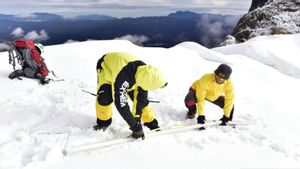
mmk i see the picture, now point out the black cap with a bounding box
[214,64,232,80]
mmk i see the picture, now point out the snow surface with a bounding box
[1,34,300,169]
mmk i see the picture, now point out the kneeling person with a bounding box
[184,64,234,126]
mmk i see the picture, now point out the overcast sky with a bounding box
[0,0,252,18]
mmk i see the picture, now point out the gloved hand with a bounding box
[197,115,206,124]
[220,115,230,126]
[131,122,145,140]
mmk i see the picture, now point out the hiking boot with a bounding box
[186,111,196,119]
[144,119,160,130]
[93,118,112,131]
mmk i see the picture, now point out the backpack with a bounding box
[11,38,49,78]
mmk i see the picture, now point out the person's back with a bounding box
[99,52,138,83]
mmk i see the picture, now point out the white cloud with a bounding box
[24,30,50,42]
[114,35,149,46]
[11,27,25,38]
[11,27,50,42]
[64,39,80,44]
[0,0,251,17]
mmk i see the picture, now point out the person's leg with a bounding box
[131,88,159,130]
[211,96,234,121]
[94,84,113,130]
[141,105,159,130]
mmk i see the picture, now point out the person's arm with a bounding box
[224,80,234,118]
[114,72,137,129]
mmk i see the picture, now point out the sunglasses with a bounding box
[215,73,225,83]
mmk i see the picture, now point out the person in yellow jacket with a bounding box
[94,52,167,139]
[184,64,234,126]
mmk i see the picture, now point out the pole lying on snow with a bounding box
[64,120,251,155]
[81,90,160,103]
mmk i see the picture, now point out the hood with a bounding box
[135,65,167,90]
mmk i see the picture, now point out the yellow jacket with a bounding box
[97,52,166,93]
[98,52,138,84]
[191,73,234,117]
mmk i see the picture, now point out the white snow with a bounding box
[1,34,300,169]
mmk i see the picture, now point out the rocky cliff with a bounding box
[221,0,300,46]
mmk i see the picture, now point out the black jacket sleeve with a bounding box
[114,60,146,130]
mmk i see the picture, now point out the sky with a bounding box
[0,0,252,18]
[0,34,300,169]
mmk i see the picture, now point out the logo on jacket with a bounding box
[120,81,129,107]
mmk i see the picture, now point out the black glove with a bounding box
[197,115,206,130]
[220,115,230,126]
[131,122,145,140]
[197,115,206,124]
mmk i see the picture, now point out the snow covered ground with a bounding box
[1,34,300,169]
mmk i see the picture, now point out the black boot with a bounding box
[144,119,160,130]
[93,118,112,131]
[186,111,196,119]
[186,105,196,119]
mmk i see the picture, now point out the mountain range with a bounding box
[0,11,240,48]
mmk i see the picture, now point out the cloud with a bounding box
[114,35,149,46]
[64,39,80,44]
[11,27,25,38]
[196,14,235,47]
[24,30,50,42]
[0,0,251,17]
[10,27,50,42]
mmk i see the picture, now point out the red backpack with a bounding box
[14,38,49,78]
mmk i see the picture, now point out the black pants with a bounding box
[184,89,234,120]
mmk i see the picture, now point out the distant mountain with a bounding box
[168,11,201,19]
[28,12,65,21]
[0,11,240,48]
[0,13,64,22]
[0,14,15,21]
[73,14,116,21]
[221,0,300,45]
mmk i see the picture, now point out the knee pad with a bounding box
[184,90,196,107]
[97,84,113,105]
